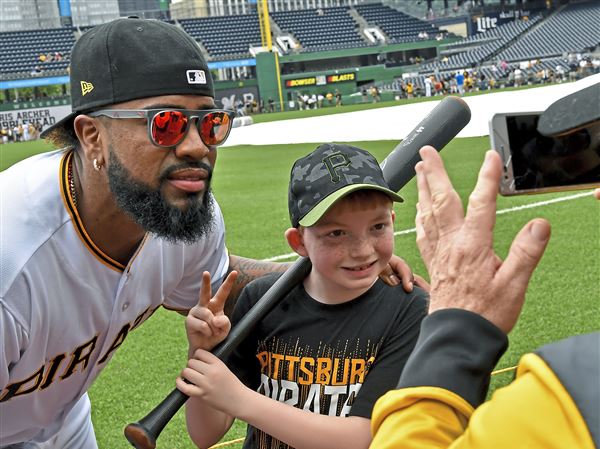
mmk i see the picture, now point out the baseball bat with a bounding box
[124,96,472,449]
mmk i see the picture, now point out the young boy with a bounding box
[177,143,428,449]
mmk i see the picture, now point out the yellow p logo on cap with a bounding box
[81,81,94,96]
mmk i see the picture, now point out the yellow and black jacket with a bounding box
[370,309,599,449]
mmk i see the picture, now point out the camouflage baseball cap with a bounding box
[288,143,403,227]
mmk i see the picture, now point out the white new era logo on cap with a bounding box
[187,70,206,85]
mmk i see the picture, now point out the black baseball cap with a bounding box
[288,143,403,227]
[41,17,213,140]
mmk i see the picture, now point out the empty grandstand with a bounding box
[180,14,263,59]
[1,27,74,78]
[496,2,600,61]
[1,0,599,113]
[270,7,368,52]
[355,3,442,43]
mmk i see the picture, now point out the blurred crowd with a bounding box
[0,122,42,144]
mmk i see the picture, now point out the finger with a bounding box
[419,146,464,237]
[212,315,231,334]
[379,264,400,287]
[415,201,435,272]
[193,348,221,364]
[413,274,431,292]
[180,367,206,389]
[390,256,414,292]
[186,315,213,337]
[176,376,197,395]
[198,271,212,307]
[495,219,551,332]
[208,271,238,314]
[594,188,600,200]
[415,162,433,228]
[464,151,501,244]
[499,219,551,289]
[415,164,438,269]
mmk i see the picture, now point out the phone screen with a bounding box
[505,114,600,191]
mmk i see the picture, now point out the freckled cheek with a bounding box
[311,245,347,271]
[375,234,395,260]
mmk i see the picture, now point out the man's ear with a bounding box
[73,115,104,164]
[285,227,308,257]
[391,209,396,223]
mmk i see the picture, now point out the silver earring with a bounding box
[93,159,103,171]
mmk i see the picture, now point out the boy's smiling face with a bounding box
[292,191,396,303]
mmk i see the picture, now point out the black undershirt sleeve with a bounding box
[397,308,509,408]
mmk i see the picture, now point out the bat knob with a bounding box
[124,422,156,449]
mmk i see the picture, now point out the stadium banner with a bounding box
[208,59,256,69]
[470,8,545,34]
[0,105,71,132]
[214,85,260,110]
[285,72,355,89]
[0,76,70,90]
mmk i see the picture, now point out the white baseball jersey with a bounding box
[0,150,229,445]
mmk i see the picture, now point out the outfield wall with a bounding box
[0,105,70,132]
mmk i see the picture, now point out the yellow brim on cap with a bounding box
[298,184,404,227]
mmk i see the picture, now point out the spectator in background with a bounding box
[434,79,443,96]
[478,73,488,90]
[28,123,38,141]
[406,82,414,98]
[268,97,275,113]
[371,86,381,103]
[22,122,30,141]
[326,91,334,106]
[335,89,342,106]
[302,93,310,110]
[235,99,246,116]
[424,77,432,97]
[361,87,368,103]
[455,71,465,94]
[555,65,566,82]
[513,68,523,86]
[317,93,324,108]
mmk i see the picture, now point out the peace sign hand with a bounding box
[185,271,238,356]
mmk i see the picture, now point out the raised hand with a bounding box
[185,271,238,356]
[414,146,551,334]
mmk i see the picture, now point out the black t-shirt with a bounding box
[226,273,428,449]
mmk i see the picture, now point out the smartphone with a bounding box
[489,112,600,196]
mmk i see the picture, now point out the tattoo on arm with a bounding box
[224,255,290,316]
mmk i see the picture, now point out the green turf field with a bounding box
[2,132,598,448]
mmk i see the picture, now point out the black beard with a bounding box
[107,148,215,244]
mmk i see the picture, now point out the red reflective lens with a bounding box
[151,110,232,147]
[151,110,189,147]
[200,112,231,146]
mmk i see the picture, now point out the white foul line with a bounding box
[262,191,595,262]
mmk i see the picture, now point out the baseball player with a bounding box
[0,18,416,448]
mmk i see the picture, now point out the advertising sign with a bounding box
[285,72,356,89]
[215,85,260,110]
[470,8,544,34]
[0,105,71,132]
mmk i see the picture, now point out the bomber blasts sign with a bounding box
[285,72,355,88]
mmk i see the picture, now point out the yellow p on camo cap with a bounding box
[288,143,403,228]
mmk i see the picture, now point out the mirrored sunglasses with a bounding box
[89,109,235,148]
